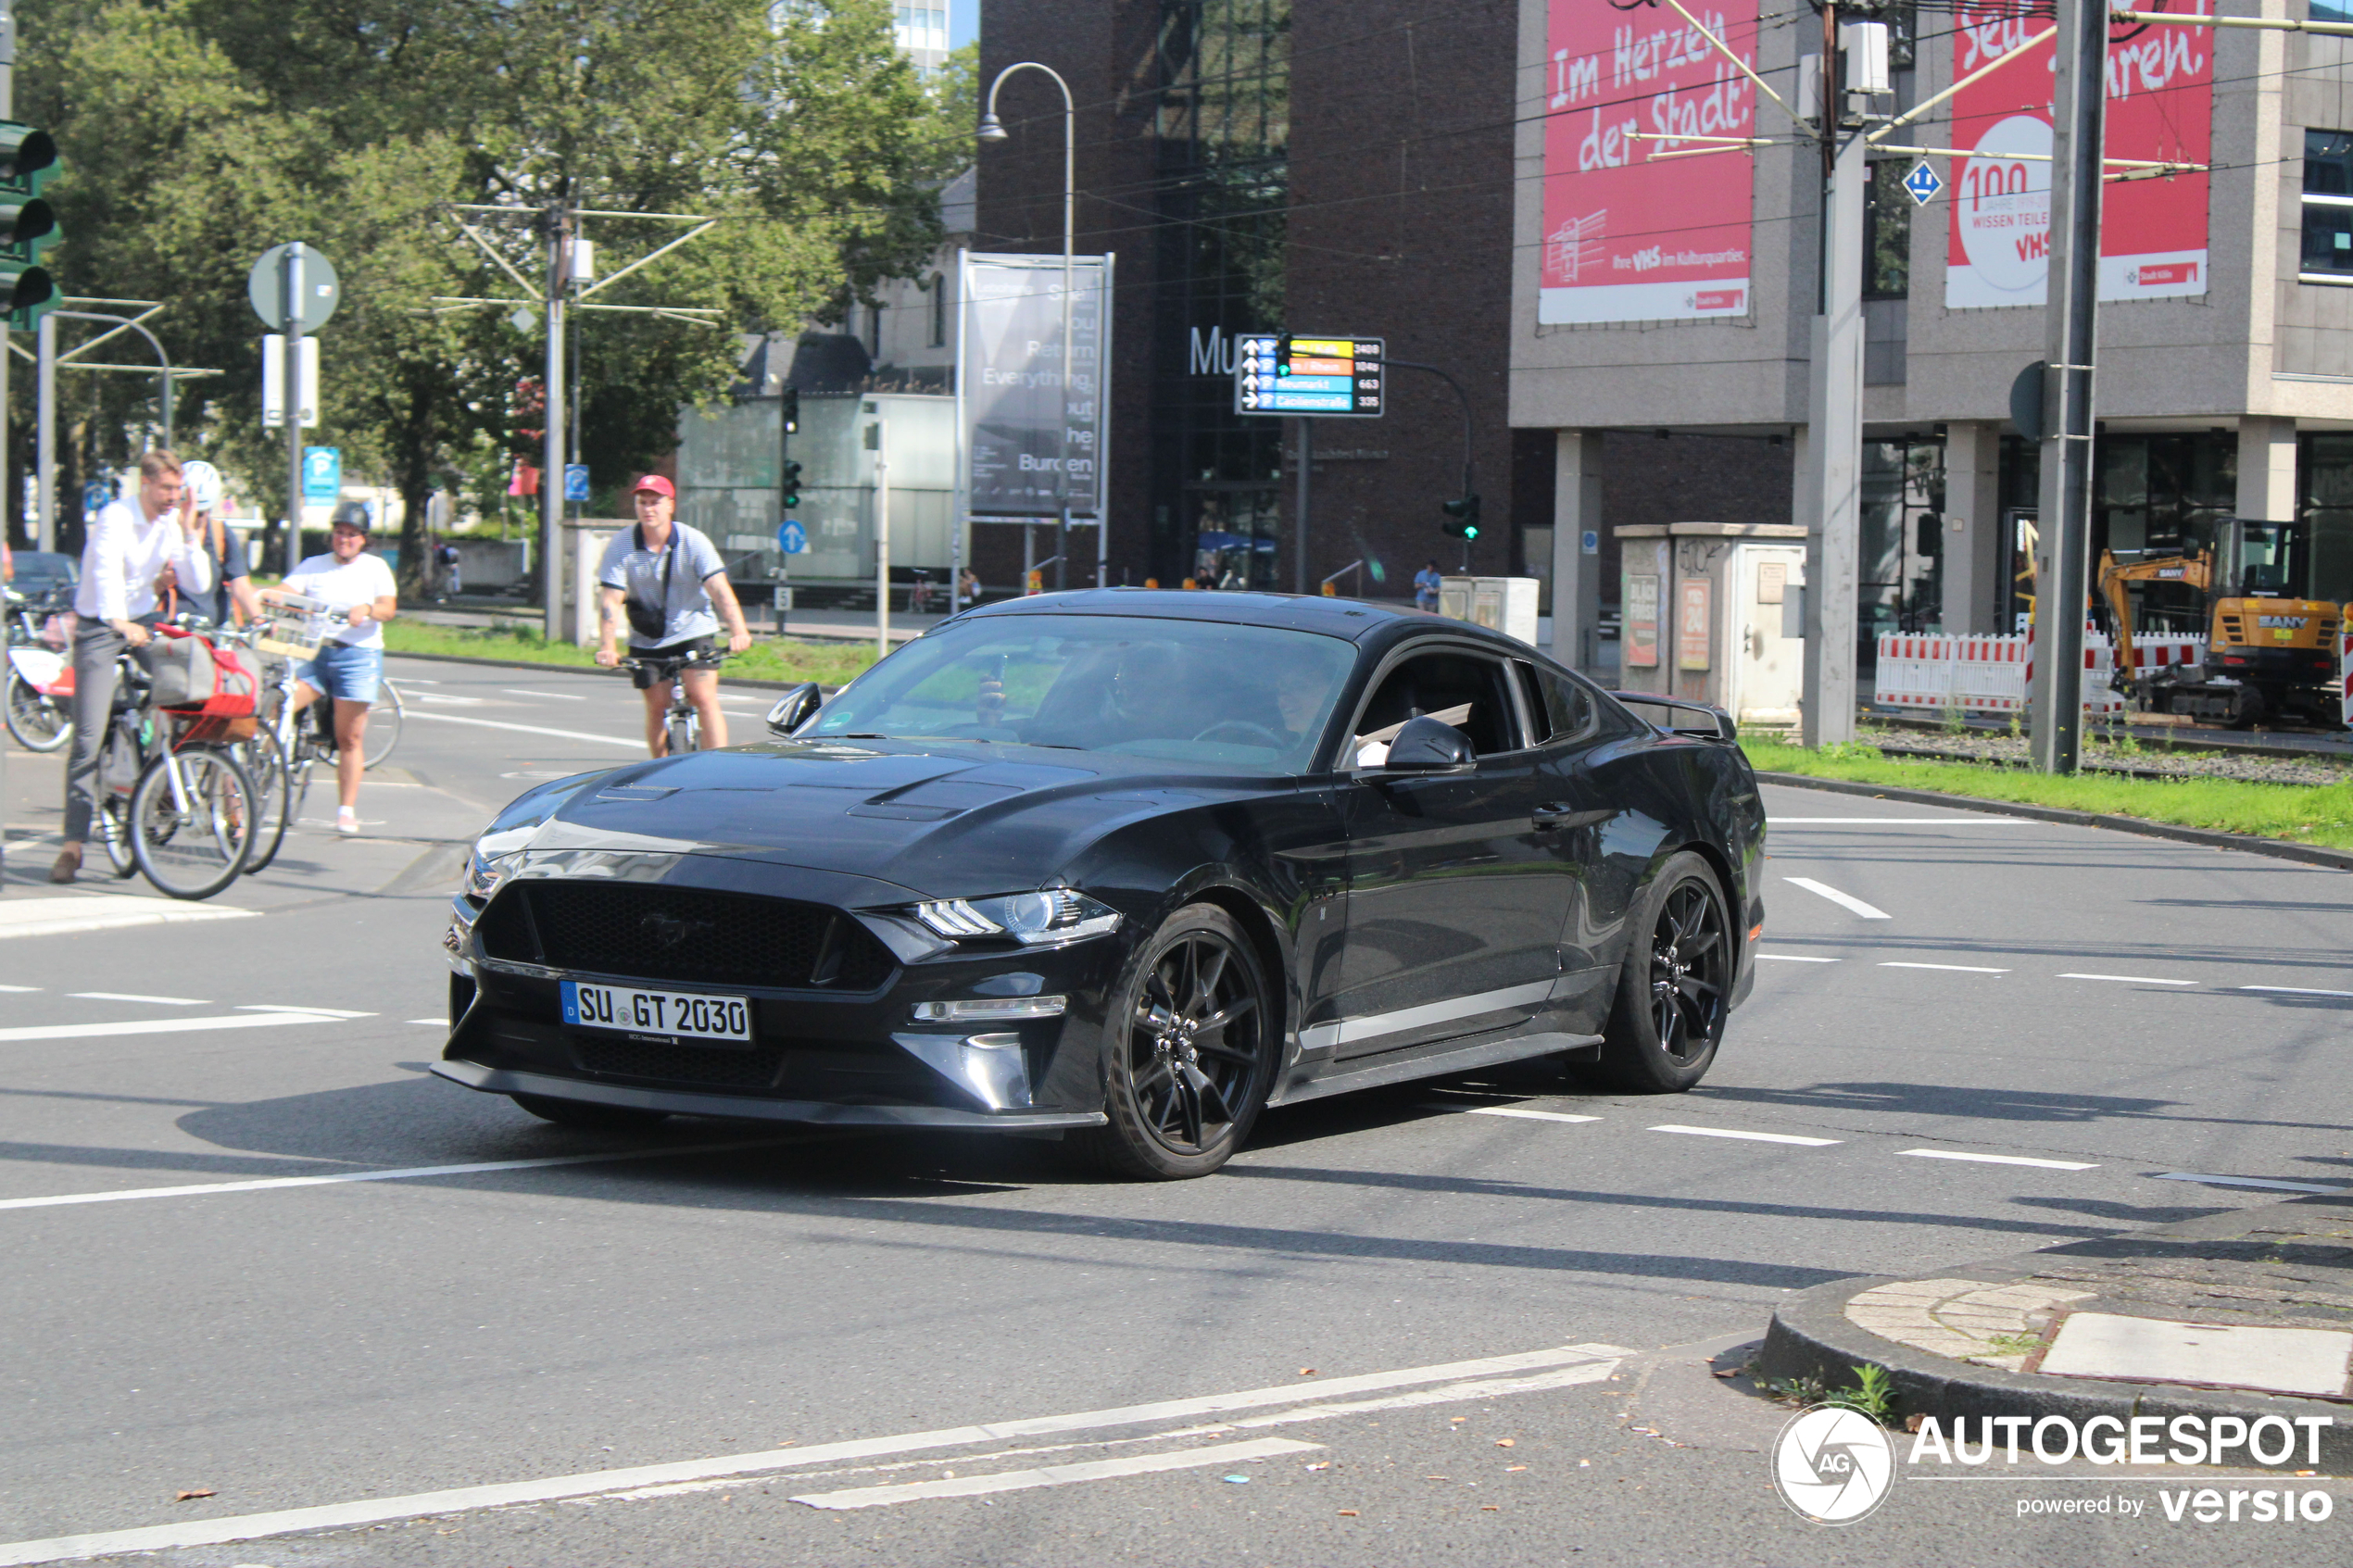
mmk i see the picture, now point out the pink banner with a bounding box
[1540,1,1759,324]
[1945,3,2212,307]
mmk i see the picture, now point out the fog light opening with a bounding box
[910,995,1069,1023]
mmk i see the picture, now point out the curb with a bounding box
[1755,770,2353,873]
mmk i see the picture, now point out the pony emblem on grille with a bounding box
[639,911,710,949]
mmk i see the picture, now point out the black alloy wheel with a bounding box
[1594,850,1730,1093]
[1083,904,1274,1179]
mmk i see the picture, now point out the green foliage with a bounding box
[1744,736,2353,850]
[1828,1363,1898,1426]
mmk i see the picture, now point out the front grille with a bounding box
[574,1035,787,1089]
[480,882,895,991]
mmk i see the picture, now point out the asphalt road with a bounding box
[2,653,2349,1567]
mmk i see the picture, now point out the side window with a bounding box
[1519,663,1595,746]
[1352,649,1522,759]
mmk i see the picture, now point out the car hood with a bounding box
[513,738,1263,897]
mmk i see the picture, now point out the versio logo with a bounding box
[1772,1404,1895,1524]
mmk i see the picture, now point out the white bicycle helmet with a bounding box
[181,458,223,514]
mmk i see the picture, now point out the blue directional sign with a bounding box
[1903,160,1943,207]
[1235,333,1385,419]
[562,463,590,502]
[776,518,808,555]
[301,446,341,502]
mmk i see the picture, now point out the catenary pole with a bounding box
[1800,6,1864,747]
[541,201,569,643]
[2028,0,2105,773]
[283,244,306,572]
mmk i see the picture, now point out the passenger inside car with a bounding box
[1352,651,1517,765]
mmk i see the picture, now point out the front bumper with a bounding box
[440,862,1129,1125]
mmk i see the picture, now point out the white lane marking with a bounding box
[1781,877,1892,921]
[68,991,208,1006]
[0,1138,786,1213]
[1464,1105,1603,1124]
[792,1436,1321,1511]
[1215,1361,1618,1432]
[402,710,642,749]
[406,1018,447,1025]
[503,688,586,701]
[236,1005,378,1019]
[1768,817,2027,825]
[1649,1123,1842,1148]
[0,985,40,993]
[0,896,258,940]
[399,691,487,706]
[2057,972,2197,986]
[2238,985,2353,999]
[2152,1173,2350,1195]
[1879,962,2009,974]
[1901,1148,2099,1171]
[0,1343,1626,1564]
[1755,953,1839,963]
[0,1011,355,1044]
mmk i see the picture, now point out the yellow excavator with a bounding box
[2097,518,2342,728]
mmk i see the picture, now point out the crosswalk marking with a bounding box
[2058,972,2196,986]
[1901,1148,2098,1171]
[1649,1123,1842,1148]
[1781,877,1892,920]
[1465,1106,1602,1124]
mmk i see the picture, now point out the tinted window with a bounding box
[1351,649,1520,759]
[804,615,1355,771]
[1518,662,1594,744]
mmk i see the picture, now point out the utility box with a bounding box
[1613,522,1808,727]
[1438,575,1540,646]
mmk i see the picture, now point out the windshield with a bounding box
[804,614,1357,771]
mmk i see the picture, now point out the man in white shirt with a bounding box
[258,501,397,834]
[52,450,210,883]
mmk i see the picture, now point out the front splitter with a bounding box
[431,1060,1107,1130]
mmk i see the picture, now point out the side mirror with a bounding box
[765,682,820,736]
[1384,715,1475,771]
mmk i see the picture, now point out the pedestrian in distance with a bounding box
[51,449,210,884]
[257,500,396,836]
[1414,559,1442,613]
[594,474,754,756]
[436,536,462,600]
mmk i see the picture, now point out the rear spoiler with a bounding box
[1610,693,1738,743]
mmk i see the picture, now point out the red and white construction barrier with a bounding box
[1875,630,2124,716]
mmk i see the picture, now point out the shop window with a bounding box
[2299,130,2353,282]
[2298,433,2353,605]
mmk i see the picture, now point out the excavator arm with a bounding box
[2095,549,2212,684]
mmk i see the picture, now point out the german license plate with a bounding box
[560,981,751,1043]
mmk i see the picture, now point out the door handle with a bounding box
[1533,803,1607,832]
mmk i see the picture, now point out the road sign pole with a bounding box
[541,203,568,644]
[1293,418,1312,596]
[32,301,47,551]
[283,243,305,573]
[1799,52,1867,748]
[2029,0,2106,775]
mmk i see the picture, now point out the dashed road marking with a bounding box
[1464,1106,1603,1124]
[0,1011,358,1044]
[1756,953,1839,963]
[1781,877,1891,920]
[1879,962,2008,974]
[68,992,208,1006]
[236,1005,377,1019]
[406,1018,447,1025]
[402,710,642,749]
[2238,985,2353,999]
[2152,1173,2349,1195]
[1900,1148,2098,1171]
[2058,973,2197,986]
[0,985,40,993]
[503,689,586,701]
[1648,1123,1842,1148]
[791,1436,1321,1510]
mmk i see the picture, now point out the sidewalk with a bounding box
[1756,1191,2353,1469]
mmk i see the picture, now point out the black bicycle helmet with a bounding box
[329,500,372,532]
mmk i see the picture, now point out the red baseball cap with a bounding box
[631,474,676,498]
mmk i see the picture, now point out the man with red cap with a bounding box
[595,473,753,753]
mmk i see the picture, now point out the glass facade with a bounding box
[1148,0,1291,588]
[1994,431,2238,633]
[1859,440,1944,659]
[2297,433,2353,606]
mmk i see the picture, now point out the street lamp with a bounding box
[980,61,1077,590]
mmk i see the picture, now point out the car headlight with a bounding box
[464,847,524,902]
[912,889,1122,947]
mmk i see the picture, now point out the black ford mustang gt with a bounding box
[435,589,1765,1178]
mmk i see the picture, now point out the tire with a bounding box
[240,727,293,873]
[510,1092,672,1131]
[666,711,695,758]
[1078,903,1276,1180]
[362,680,403,770]
[4,670,70,752]
[129,747,257,901]
[96,797,138,878]
[1593,851,1732,1093]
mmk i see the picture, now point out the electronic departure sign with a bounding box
[1234,333,1384,418]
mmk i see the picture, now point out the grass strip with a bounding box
[1743,736,2353,852]
[381,618,879,687]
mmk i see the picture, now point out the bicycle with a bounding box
[234,597,405,872]
[622,649,731,758]
[81,626,260,900]
[5,584,74,752]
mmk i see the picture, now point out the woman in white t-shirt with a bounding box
[258,501,396,834]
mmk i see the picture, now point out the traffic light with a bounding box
[1441,494,1482,541]
[781,458,802,509]
[780,385,799,435]
[0,121,58,331]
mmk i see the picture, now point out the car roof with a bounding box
[958,587,1533,655]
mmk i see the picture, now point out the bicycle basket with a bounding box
[162,644,258,720]
[256,593,332,660]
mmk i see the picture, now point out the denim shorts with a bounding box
[296,642,384,704]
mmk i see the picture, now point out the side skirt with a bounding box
[1267,1029,1602,1109]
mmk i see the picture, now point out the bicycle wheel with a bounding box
[131,747,257,900]
[666,709,696,758]
[362,678,403,771]
[239,727,293,874]
[96,795,138,878]
[4,670,71,752]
